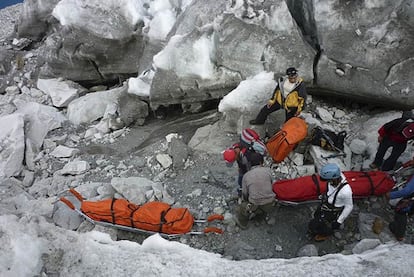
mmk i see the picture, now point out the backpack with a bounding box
[266,117,308,163]
[310,127,347,151]
[401,122,414,139]
[240,128,267,156]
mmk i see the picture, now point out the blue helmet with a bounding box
[320,164,341,180]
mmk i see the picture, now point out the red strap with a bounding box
[207,214,224,222]
[204,227,223,234]
[69,188,84,202]
[60,197,75,210]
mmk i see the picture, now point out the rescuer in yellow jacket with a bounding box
[250,67,307,125]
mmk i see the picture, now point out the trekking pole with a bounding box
[393,180,408,190]
[390,159,414,177]
[390,159,414,189]
[321,152,347,159]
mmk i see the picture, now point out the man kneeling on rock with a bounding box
[234,152,275,229]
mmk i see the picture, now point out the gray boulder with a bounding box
[39,31,144,84]
[118,90,148,127]
[34,0,147,84]
[52,195,83,230]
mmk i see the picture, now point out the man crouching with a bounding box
[308,163,353,241]
[234,152,275,229]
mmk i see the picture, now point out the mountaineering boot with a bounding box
[389,222,404,241]
[234,206,249,230]
[234,215,248,230]
[314,234,330,242]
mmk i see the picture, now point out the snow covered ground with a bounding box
[2,213,414,277]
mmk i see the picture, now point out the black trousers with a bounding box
[308,218,334,236]
[308,208,337,236]
[253,103,297,124]
[372,136,407,171]
[389,212,408,238]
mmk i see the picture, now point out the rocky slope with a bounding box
[1,2,414,264]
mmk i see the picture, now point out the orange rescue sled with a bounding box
[60,189,224,238]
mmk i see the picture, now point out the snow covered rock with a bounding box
[0,114,25,178]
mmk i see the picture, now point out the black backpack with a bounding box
[310,127,347,152]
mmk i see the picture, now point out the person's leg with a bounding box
[309,219,332,238]
[250,103,281,124]
[389,212,407,240]
[235,202,251,229]
[382,142,407,171]
[320,220,334,236]
[309,208,335,240]
[372,137,392,168]
[237,174,243,197]
[258,202,276,224]
[284,108,297,122]
[258,202,274,214]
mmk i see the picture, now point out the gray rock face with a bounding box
[39,31,145,84]
[168,0,227,37]
[16,0,414,108]
[0,50,20,94]
[313,0,414,107]
[150,66,241,110]
[215,13,314,80]
[17,0,60,40]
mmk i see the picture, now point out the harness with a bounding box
[317,180,348,221]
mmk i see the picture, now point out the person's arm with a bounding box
[241,175,249,201]
[390,176,414,199]
[268,79,282,106]
[242,155,251,172]
[336,188,353,224]
[378,125,386,138]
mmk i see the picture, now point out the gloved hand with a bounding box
[331,221,341,230]
[267,100,275,108]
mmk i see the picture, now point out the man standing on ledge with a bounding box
[250,67,307,125]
